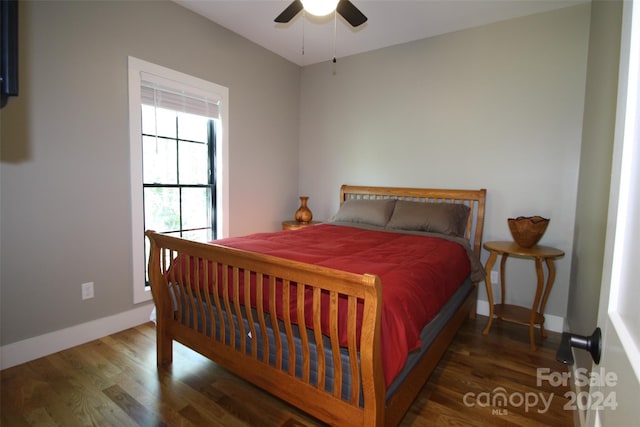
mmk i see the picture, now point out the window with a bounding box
[128,57,229,303]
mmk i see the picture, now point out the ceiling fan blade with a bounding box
[275,0,304,23]
[336,0,367,27]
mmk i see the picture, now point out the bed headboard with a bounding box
[340,185,487,257]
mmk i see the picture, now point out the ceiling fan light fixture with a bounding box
[301,0,339,17]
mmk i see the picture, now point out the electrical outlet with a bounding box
[490,271,499,284]
[81,282,94,300]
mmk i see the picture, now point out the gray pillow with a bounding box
[331,199,396,227]
[386,200,470,237]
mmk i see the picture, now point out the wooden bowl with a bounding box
[508,216,549,248]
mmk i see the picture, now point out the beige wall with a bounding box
[0,1,300,345]
[299,4,592,319]
[568,0,622,374]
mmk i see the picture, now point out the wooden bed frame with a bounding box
[146,185,486,426]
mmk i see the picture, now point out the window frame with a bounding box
[128,56,229,304]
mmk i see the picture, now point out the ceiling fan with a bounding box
[275,0,367,27]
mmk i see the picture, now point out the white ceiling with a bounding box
[174,0,586,66]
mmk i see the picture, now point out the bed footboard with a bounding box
[146,230,386,426]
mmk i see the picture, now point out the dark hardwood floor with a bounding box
[1,315,574,426]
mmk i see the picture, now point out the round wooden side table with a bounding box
[482,241,564,351]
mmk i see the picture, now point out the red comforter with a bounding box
[204,224,471,386]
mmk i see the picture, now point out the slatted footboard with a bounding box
[146,230,386,426]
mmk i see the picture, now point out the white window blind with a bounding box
[129,56,230,304]
[140,72,220,119]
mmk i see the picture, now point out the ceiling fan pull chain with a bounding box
[302,10,305,55]
[332,10,337,63]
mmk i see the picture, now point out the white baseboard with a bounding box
[0,304,154,370]
[476,299,564,333]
